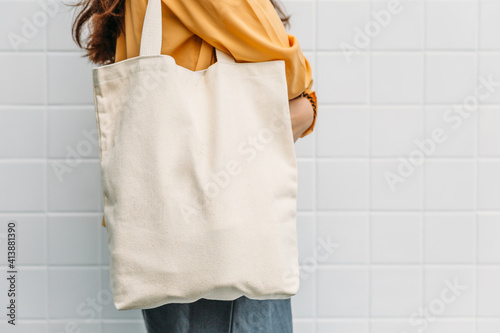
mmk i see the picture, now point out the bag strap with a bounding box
[139,0,162,57]
[139,0,236,64]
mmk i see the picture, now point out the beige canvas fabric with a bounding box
[93,0,299,310]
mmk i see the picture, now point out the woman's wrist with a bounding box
[289,95,315,142]
[296,91,317,138]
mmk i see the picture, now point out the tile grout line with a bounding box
[43,0,49,329]
[5,209,500,214]
[312,0,318,330]
[474,0,480,331]
[6,103,500,109]
[422,0,427,327]
[367,0,372,330]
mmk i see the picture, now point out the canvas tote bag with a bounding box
[93,0,299,310]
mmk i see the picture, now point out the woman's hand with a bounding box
[289,95,315,142]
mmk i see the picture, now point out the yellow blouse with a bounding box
[102,0,318,228]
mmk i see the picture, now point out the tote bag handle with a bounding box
[139,0,236,64]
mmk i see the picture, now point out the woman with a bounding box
[72,0,317,331]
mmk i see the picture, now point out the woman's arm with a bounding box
[290,95,315,142]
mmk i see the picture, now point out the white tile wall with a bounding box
[0,54,45,104]
[317,267,369,317]
[426,1,477,50]
[370,267,422,317]
[0,1,46,51]
[425,53,476,104]
[478,213,500,263]
[316,213,369,264]
[371,55,423,104]
[0,108,45,157]
[0,0,499,332]
[371,0,423,50]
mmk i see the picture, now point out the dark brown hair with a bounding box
[71,0,291,65]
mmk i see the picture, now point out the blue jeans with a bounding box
[141,296,293,332]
